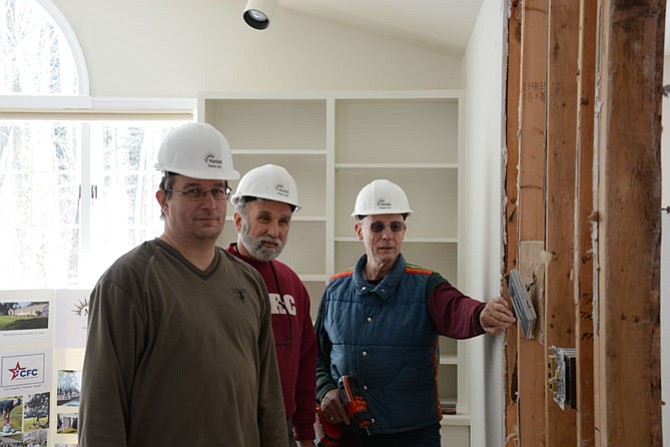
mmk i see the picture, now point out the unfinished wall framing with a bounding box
[503,0,664,445]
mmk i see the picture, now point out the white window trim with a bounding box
[92,97,197,112]
[0,96,197,112]
[36,0,90,96]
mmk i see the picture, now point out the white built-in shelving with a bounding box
[199,90,470,446]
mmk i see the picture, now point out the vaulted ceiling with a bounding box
[278,0,485,55]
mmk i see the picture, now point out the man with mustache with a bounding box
[227,164,317,447]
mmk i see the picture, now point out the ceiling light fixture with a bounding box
[243,0,277,30]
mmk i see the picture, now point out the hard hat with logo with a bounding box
[230,164,301,211]
[352,179,412,217]
[155,122,239,180]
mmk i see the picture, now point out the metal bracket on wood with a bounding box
[548,346,576,410]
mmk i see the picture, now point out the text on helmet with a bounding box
[275,184,290,198]
[204,152,223,169]
[376,199,392,209]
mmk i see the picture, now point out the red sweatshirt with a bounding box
[227,243,317,441]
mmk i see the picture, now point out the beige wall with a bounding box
[661,54,670,446]
[52,0,462,97]
[461,1,506,446]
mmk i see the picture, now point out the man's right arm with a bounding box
[79,281,141,447]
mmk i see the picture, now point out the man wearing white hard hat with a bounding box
[80,123,288,447]
[226,164,317,447]
[315,179,515,446]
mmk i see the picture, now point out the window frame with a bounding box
[36,0,90,95]
[0,101,196,288]
[1,0,197,288]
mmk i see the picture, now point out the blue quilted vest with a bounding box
[321,254,442,434]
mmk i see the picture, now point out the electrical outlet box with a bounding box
[548,346,577,410]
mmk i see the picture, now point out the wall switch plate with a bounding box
[508,269,537,339]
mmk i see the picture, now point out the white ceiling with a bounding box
[278,0,485,55]
[279,1,670,56]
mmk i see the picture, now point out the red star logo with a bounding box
[8,362,25,380]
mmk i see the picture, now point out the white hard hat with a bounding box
[352,179,412,217]
[231,164,301,211]
[155,122,240,180]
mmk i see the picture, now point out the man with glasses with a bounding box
[80,123,288,447]
[315,179,515,447]
[226,164,317,447]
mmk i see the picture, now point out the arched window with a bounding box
[1,0,87,94]
[0,0,192,289]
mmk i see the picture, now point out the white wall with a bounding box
[461,0,506,446]
[51,0,463,97]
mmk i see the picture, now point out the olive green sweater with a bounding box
[79,239,288,447]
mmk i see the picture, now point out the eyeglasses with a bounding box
[166,186,232,201]
[369,221,406,233]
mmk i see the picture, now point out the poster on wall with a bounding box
[56,412,78,436]
[55,290,90,349]
[0,350,52,445]
[56,370,81,408]
[0,349,52,396]
[0,289,53,346]
[0,392,49,445]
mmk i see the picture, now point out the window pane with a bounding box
[0,121,80,288]
[0,119,189,289]
[32,172,79,225]
[0,0,79,94]
[0,226,79,289]
[1,172,31,225]
[86,121,186,281]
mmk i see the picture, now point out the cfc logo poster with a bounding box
[1,351,51,394]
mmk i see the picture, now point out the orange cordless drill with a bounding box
[315,404,343,447]
[337,375,372,435]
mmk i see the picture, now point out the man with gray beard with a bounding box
[226,164,317,447]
